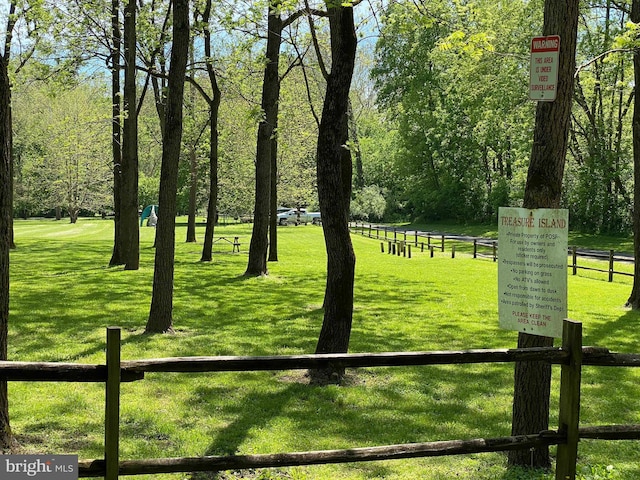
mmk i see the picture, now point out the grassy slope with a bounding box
[7,218,640,479]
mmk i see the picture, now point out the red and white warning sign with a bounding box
[529,35,560,102]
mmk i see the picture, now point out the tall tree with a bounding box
[120,0,140,270]
[146,0,190,333]
[185,40,201,244]
[245,1,284,276]
[508,0,579,468]
[108,0,123,266]
[310,0,357,384]
[627,0,640,308]
[4,1,15,251]
[13,83,113,222]
[198,0,222,263]
[0,49,12,451]
[246,1,314,271]
[569,4,632,234]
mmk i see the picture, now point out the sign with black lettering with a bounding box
[498,207,568,338]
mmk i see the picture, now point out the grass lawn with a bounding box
[7,218,640,479]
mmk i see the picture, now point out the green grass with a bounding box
[7,218,640,479]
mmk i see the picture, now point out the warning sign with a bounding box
[529,35,560,102]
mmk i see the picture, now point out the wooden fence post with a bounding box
[572,247,577,276]
[452,244,456,259]
[608,250,614,282]
[408,245,412,259]
[555,319,582,480]
[441,235,445,252]
[105,327,122,480]
[473,239,477,259]
[492,242,497,262]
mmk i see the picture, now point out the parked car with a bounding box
[277,208,321,225]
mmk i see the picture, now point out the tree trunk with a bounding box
[0,53,13,450]
[152,73,167,139]
[626,0,640,308]
[508,0,579,469]
[69,208,79,224]
[200,0,221,263]
[245,6,282,276]
[4,2,15,251]
[348,99,363,190]
[120,0,140,271]
[109,0,123,267]
[310,4,357,385]
[268,122,279,262]
[186,45,197,244]
[186,143,198,243]
[200,100,220,262]
[146,0,189,333]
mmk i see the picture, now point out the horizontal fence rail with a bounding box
[349,223,635,282]
[120,347,571,374]
[78,432,563,477]
[2,348,637,381]
[2,322,640,479]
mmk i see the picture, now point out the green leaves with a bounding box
[371,0,539,222]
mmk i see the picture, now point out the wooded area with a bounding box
[3,0,639,234]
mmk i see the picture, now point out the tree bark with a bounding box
[508,0,579,469]
[0,53,13,450]
[186,44,197,244]
[200,0,221,263]
[120,0,139,270]
[245,4,283,276]
[348,99,363,190]
[4,2,15,251]
[200,99,220,262]
[108,0,123,267]
[146,0,189,333]
[310,3,357,385]
[268,122,279,262]
[627,0,640,308]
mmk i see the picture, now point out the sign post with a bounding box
[529,35,560,102]
[498,207,568,338]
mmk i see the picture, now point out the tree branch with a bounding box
[574,48,631,77]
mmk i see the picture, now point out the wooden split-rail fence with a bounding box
[350,223,635,283]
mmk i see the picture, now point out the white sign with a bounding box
[498,207,568,338]
[529,35,560,102]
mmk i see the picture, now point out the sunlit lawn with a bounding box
[7,218,640,479]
